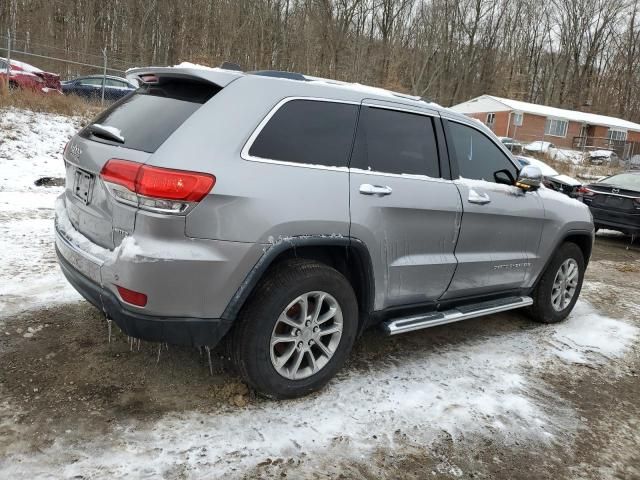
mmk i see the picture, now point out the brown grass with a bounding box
[528,151,625,180]
[0,82,102,119]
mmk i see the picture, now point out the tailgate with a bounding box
[63,72,228,250]
[64,140,150,249]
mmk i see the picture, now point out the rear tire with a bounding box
[528,242,585,323]
[230,258,358,399]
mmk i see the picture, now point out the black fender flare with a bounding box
[221,235,375,323]
[530,228,594,292]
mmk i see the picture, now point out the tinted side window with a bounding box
[106,79,129,88]
[448,121,518,183]
[80,78,103,86]
[249,100,359,167]
[350,107,440,177]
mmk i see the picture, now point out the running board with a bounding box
[382,296,533,335]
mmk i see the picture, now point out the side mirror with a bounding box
[516,165,542,191]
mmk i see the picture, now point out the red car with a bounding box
[0,57,61,93]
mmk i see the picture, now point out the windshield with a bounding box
[598,173,640,191]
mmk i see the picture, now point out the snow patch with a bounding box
[0,108,81,192]
[0,108,83,318]
[549,301,639,364]
[6,299,636,478]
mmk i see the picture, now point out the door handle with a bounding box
[468,188,491,205]
[359,184,393,196]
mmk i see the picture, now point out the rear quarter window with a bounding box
[248,99,359,168]
[81,78,221,153]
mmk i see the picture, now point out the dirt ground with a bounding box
[1,232,639,479]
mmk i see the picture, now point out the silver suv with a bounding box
[55,66,594,398]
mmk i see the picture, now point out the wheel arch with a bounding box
[564,232,593,266]
[221,236,375,332]
[531,229,593,291]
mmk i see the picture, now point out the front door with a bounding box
[349,102,462,311]
[441,118,545,299]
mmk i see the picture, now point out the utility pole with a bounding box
[101,47,107,105]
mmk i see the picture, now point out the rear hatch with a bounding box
[63,70,237,250]
[589,185,637,211]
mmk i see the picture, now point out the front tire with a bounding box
[231,259,358,399]
[529,242,585,323]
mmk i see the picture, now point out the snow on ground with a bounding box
[0,108,82,318]
[549,148,584,164]
[3,300,636,479]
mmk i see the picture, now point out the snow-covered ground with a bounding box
[549,147,584,164]
[6,300,636,479]
[0,108,81,318]
[1,107,639,478]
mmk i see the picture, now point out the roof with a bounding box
[126,62,443,112]
[0,56,42,73]
[451,94,640,132]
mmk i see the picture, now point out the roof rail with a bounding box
[249,70,307,81]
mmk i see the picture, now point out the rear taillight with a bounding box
[116,285,148,307]
[577,186,595,196]
[139,74,159,84]
[577,186,595,202]
[100,159,215,214]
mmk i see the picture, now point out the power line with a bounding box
[0,47,126,73]
[0,34,132,67]
[0,30,135,67]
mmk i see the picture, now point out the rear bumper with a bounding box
[589,206,640,233]
[56,245,232,346]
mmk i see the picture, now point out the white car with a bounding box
[524,141,556,153]
[585,150,620,166]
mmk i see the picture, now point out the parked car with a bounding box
[0,57,61,93]
[585,149,620,166]
[61,75,136,101]
[55,65,594,398]
[629,155,640,170]
[524,141,556,153]
[497,137,523,153]
[515,155,582,197]
[579,171,640,235]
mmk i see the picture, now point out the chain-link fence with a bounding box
[0,29,134,104]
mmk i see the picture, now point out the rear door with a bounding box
[441,118,545,299]
[63,77,222,249]
[349,101,462,311]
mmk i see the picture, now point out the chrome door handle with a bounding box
[359,184,393,196]
[468,188,491,205]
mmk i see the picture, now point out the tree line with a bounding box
[2,0,640,121]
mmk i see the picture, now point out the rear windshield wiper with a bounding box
[88,123,125,144]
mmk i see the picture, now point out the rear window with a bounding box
[81,78,220,153]
[248,99,359,167]
[599,173,640,191]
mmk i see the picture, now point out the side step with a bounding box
[382,296,533,335]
